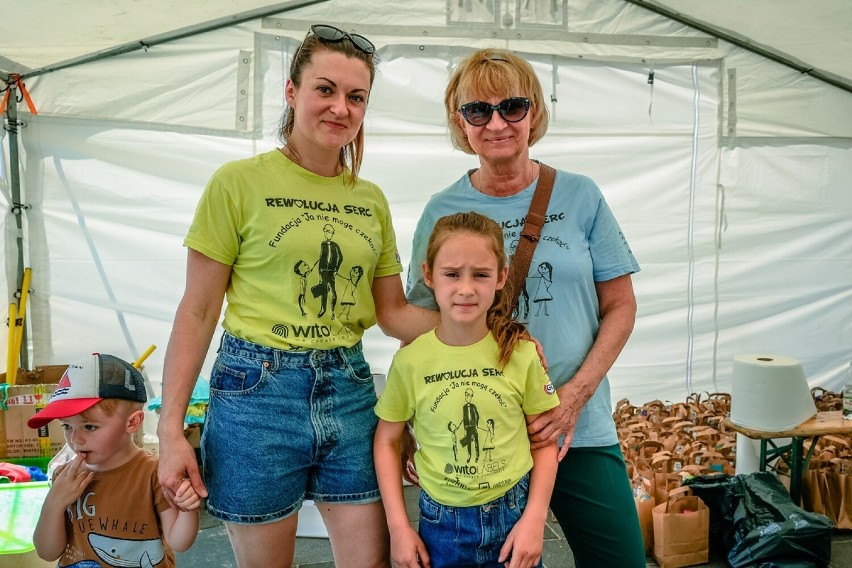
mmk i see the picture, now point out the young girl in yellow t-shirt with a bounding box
[374,211,559,568]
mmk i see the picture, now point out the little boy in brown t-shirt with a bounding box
[29,353,199,566]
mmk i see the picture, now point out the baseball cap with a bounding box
[27,353,147,429]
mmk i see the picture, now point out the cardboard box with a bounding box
[1,366,67,459]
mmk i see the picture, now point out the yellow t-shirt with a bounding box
[375,330,559,506]
[186,150,402,349]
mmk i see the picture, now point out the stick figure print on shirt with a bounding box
[532,261,553,316]
[338,265,363,320]
[313,223,343,319]
[508,239,530,321]
[293,260,313,317]
[459,388,480,463]
[482,418,495,461]
[448,421,460,461]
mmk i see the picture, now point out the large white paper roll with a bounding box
[730,354,816,431]
[734,432,761,474]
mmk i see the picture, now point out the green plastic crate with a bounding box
[0,480,49,555]
[0,457,50,555]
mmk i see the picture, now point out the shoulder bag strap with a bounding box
[505,163,555,312]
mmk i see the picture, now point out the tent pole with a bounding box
[623,0,852,94]
[3,82,30,371]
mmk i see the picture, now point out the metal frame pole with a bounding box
[4,81,29,371]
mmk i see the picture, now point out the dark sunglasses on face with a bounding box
[459,97,531,126]
[308,24,375,55]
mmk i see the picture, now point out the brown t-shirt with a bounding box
[57,449,175,567]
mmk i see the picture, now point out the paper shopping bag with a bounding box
[654,471,682,504]
[822,458,852,529]
[633,476,655,553]
[802,455,851,529]
[652,487,709,568]
[801,464,826,517]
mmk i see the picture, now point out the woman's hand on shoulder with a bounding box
[527,380,585,461]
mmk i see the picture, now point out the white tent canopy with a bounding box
[2,1,851,419]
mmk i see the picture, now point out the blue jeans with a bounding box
[202,332,381,524]
[418,474,540,568]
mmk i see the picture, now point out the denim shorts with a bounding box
[202,332,381,524]
[418,473,541,568]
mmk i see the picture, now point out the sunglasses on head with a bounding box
[459,97,530,127]
[308,24,375,55]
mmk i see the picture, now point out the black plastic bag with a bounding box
[753,561,819,568]
[683,473,737,554]
[685,472,833,567]
[726,472,833,568]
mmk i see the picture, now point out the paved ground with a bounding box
[177,484,852,567]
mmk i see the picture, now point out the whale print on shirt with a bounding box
[88,533,166,567]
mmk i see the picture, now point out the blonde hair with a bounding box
[79,399,143,421]
[445,48,549,155]
[425,212,528,367]
[279,30,378,184]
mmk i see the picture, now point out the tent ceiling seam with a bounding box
[623,0,852,94]
[262,18,718,49]
[720,136,852,146]
[684,63,701,395]
[19,114,263,139]
[16,0,328,80]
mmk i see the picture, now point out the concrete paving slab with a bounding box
[176,485,852,567]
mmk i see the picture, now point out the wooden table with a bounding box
[721,411,851,504]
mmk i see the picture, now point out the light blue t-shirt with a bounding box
[406,168,640,447]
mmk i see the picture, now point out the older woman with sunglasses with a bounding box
[405,48,645,567]
[157,25,437,568]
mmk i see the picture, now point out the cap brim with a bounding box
[27,398,102,429]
